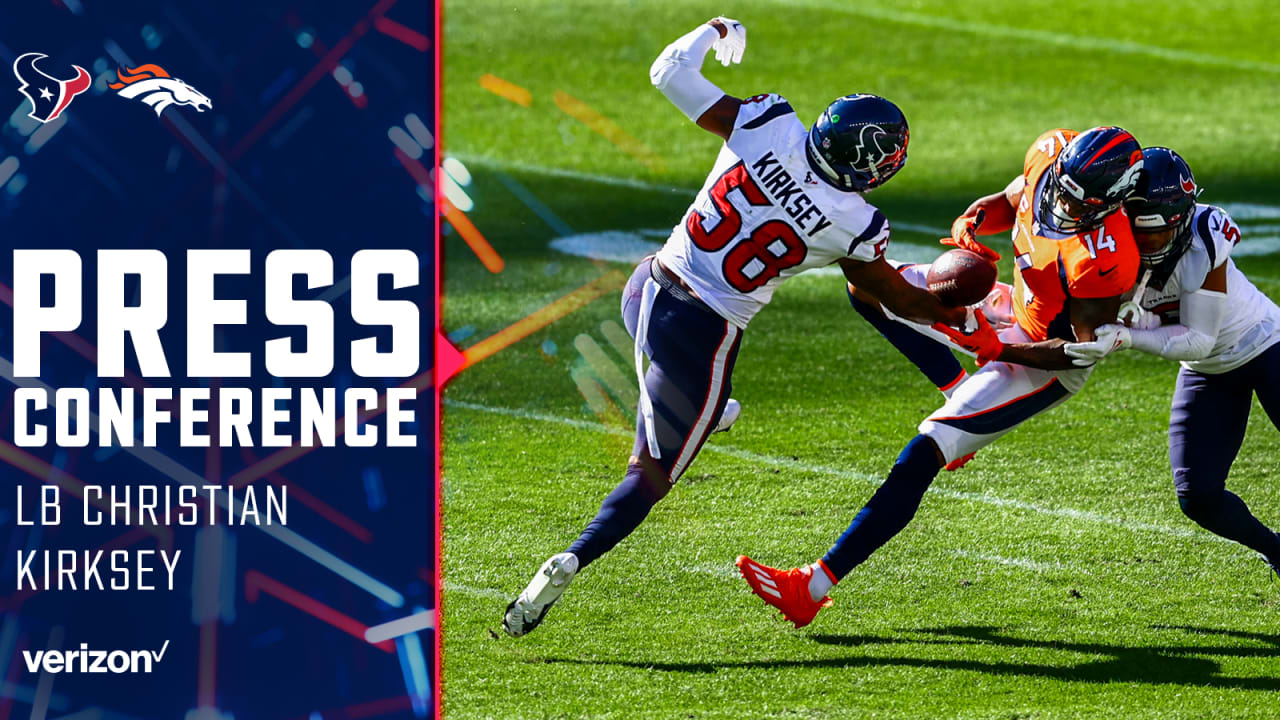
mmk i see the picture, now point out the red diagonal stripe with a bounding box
[374,16,429,51]
[1080,131,1133,171]
[244,570,394,652]
[230,0,399,161]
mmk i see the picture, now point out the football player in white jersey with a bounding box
[502,16,994,637]
[1064,147,1280,578]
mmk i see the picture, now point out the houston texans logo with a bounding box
[1180,175,1196,194]
[108,64,211,116]
[848,124,907,180]
[12,52,91,123]
[849,124,891,168]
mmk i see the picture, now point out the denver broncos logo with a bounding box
[108,64,211,116]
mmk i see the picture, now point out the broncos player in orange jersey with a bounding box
[738,126,1145,628]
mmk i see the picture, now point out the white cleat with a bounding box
[713,398,741,434]
[502,552,579,637]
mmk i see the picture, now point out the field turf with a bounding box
[441,2,1280,717]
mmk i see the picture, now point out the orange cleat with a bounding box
[944,451,976,471]
[735,555,831,629]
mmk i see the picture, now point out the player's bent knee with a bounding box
[916,425,964,467]
[1175,474,1225,524]
[1178,494,1223,524]
[896,434,946,475]
[628,454,674,501]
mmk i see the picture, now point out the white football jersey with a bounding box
[656,94,891,328]
[1131,203,1280,374]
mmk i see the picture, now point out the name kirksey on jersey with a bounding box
[750,151,833,237]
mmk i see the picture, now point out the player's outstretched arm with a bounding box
[941,176,1022,261]
[649,18,745,140]
[1001,295,1123,370]
[969,176,1023,235]
[1126,264,1225,360]
[841,257,1004,363]
[1066,264,1227,365]
[839,257,966,327]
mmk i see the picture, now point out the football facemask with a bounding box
[1040,126,1143,233]
[1041,163,1126,233]
[1126,147,1199,273]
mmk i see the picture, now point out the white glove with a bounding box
[710,17,746,66]
[1118,301,1162,330]
[1063,323,1132,367]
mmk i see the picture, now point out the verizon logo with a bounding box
[23,640,170,674]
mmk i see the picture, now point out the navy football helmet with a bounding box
[1125,147,1200,276]
[805,94,908,192]
[1039,126,1143,232]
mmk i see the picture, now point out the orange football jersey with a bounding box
[1009,129,1140,341]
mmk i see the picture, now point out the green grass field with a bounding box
[441,2,1280,717]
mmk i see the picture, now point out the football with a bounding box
[926,248,998,306]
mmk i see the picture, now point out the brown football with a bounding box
[926,249,998,307]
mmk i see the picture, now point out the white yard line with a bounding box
[453,153,691,194]
[441,582,508,600]
[952,550,1070,573]
[444,399,1219,544]
[789,1,1280,75]
[443,554,1059,602]
[457,156,1278,259]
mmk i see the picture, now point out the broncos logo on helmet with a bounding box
[108,64,212,116]
[1040,126,1141,233]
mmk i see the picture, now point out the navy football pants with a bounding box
[567,258,742,568]
[1169,341,1280,562]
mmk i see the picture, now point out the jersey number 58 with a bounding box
[686,162,808,293]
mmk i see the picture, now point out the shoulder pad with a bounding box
[846,209,889,260]
[734,93,796,132]
[1192,204,1240,270]
[1024,128,1078,177]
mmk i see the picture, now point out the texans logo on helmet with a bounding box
[849,124,891,168]
[1180,175,1196,194]
[848,123,907,176]
[12,52,91,123]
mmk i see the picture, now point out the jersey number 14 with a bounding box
[686,162,808,293]
[1081,228,1117,259]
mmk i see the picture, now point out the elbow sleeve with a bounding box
[650,25,725,122]
[1163,326,1216,360]
[1129,289,1225,360]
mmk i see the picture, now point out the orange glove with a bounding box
[932,309,1004,366]
[940,208,1001,261]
